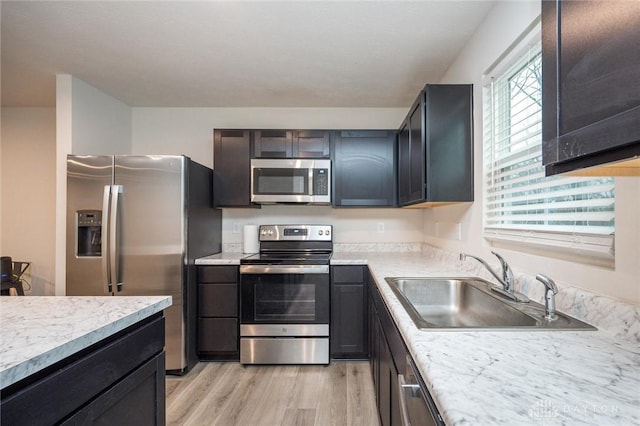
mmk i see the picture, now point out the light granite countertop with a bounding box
[0,296,172,390]
[198,249,640,425]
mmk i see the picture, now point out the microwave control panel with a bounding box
[313,169,329,195]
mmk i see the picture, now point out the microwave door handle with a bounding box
[308,167,314,195]
[102,185,112,293]
[110,185,123,292]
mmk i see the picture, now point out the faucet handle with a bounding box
[490,251,514,290]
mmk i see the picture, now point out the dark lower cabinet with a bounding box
[198,265,239,361]
[332,130,396,207]
[542,0,640,175]
[1,314,166,426]
[330,265,368,359]
[368,271,443,426]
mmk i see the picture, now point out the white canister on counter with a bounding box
[243,224,259,253]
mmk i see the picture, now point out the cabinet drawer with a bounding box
[199,283,238,317]
[332,265,365,284]
[198,318,239,353]
[198,266,238,283]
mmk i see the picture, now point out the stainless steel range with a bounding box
[239,224,332,365]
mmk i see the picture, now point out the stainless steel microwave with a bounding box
[250,159,331,204]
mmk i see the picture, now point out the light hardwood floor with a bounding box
[166,361,380,426]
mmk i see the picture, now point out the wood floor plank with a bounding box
[165,361,380,426]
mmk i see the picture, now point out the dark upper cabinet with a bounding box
[254,130,293,158]
[332,130,396,207]
[295,130,331,158]
[542,0,640,176]
[254,129,330,158]
[213,129,253,207]
[397,84,474,207]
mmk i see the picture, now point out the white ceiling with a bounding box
[1,1,495,108]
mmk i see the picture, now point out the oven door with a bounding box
[239,265,330,336]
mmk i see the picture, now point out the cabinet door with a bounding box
[398,94,426,207]
[542,0,640,175]
[213,129,252,207]
[408,97,426,203]
[331,284,367,357]
[378,321,393,426]
[333,130,396,207]
[295,130,330,158]
[397,121,411,205]
[254,130,293,158]
[331,266,368,358]
[425,85,474,202]
[61,353,165,426]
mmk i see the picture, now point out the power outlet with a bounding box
[232,223,241,234]
[377,222,385,233]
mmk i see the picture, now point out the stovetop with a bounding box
[241,251,332,266]
[240,224,333,266]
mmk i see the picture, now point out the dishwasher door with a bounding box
[398,355,444,426]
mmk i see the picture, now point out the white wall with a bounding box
[55,75,133,294]
[427,1,640,304]
[1,108,57,295]
[132,107,424,244]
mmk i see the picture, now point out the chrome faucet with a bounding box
[536,274,558,320]
[459,251,529,303]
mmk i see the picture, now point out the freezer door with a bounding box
[114,155,187,371]
[66,155,114,296]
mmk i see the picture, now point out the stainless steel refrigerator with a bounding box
[66,155,222,374]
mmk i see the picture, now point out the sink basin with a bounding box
[385,277,596,331]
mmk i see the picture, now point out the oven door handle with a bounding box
[240,265,329,274]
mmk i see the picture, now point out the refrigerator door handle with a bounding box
[102,185,112,293]
[110,185,123,292]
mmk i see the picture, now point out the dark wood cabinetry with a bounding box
[398,84,474,207]
[197,266,239,360]
[332,130,396,207]
[368,272,442,426]
[369,272,403,426]
[254,129,330,158]
[1,314,166,426]
[542,0,640,175]
[213,129,253,207]
[330,265,368,359]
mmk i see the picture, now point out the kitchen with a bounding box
[1,1,639,425]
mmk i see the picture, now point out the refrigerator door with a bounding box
[66,155,114,296]
[114,155,187,371]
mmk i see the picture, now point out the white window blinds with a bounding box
[483,37,615,263]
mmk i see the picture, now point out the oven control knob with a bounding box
[267,229,274,236]
[326,230,330,236]
[318,230,323,235]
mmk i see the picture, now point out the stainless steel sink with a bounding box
[385,277,596,331]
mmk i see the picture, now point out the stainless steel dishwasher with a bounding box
[398,355,444,425]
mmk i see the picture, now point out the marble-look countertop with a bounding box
[333,252,640,425]
[197,250,640,425]
[0,296,172,389]
[195,252,244,265]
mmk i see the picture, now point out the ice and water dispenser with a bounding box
[76,210,102,257]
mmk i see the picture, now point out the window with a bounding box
[483,31,615,264]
